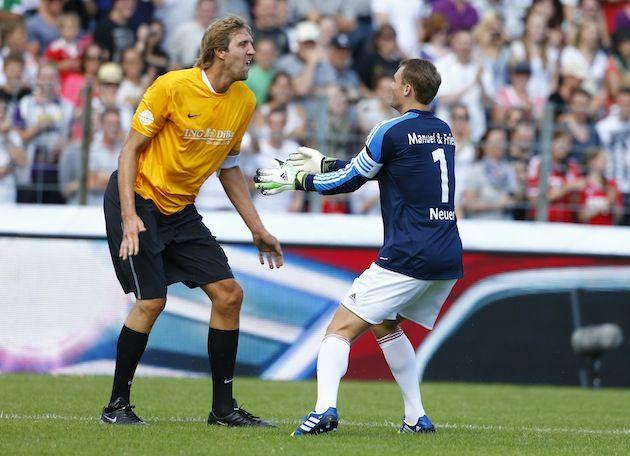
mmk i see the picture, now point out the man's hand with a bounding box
[287,146,325,172]
[253,230,283,269]
[119,213,147,260]
[254,160,306,195]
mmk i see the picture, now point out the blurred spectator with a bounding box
[1,21,39,87]
[62,0,98,31]
[93,62,132,133]
[0,100,26,204]
[548,61,587,119]
[322,85,356,159]
[168,0,217,69]
[44,13,82,91]
[275,21,331,97]
[254,72,307,141]
[135,20,169,78]
[470,0,531,39]
[596,87,630,225]
[508,11,558,101]
[63,43,104,109]
[560,20,608,109]
[249,108,303,212]
[461,127,519,219]
[246,38,278,104]
[217,0,251,21]
[612,3,630,34]
[432,0,479,33]
[288,0,359,35]
[252,0,289,55]
[349,180,380,215]
[371,0,424,58]
[93,0,136,61]
[604,28,630,103]
[578,148,623,225]
[355,24,401,91]
[473,11,510,95]
[319,33,361,101]
[86,108,123,205]
[508,121,537,219]
[356,74,397,135]
[572,0,611,49]
[26,0,63,55]
[116,47,148,111]
[559,88,601,163]
[450,103,474,210]
[15,63,73,204]
[317,15,339,50]
[435,29,488,142]
[0,53,32,119]
[417,13,450,62]
[154,0,197,45]
[493,62,545,123]
[527,129,584,223]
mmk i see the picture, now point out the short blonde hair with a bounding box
[195,15,252,69]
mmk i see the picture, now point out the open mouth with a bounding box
[245,57,253,67]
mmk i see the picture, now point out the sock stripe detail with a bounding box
[323,334,350,345]
[377,329,404,345]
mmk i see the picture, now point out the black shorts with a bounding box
[104,171,233,300]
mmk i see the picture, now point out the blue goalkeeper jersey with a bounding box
[303,109,463,280]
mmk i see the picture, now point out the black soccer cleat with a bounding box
[207,400,275,427]
[100,397,147,425]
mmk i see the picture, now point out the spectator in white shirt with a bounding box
[167,0,217,68]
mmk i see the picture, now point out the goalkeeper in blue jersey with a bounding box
[255,59,463,436]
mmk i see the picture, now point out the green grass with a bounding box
[0,374,628,455]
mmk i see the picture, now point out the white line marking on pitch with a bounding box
[0,412,628,436]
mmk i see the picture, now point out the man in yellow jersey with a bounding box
[100,16,281,427]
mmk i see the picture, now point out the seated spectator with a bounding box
[1,21,39,87]
[0,53,32,119]
[461,127,520,220]
[356,74,397,135]
[0,100,26,204]
[15,63,73,204]
[93,0,137,61]
[371,0,424,58]
[561,20,608,110]
[254,72,307,141]
[578,148,623,225]
[417,13,451,62]
[252,0,289,55]
[354,24,401,91]
[135,20,169,79]
[249,108,304,212]
[435,29,488,142]
[604,28,630,104]
[596,87,630,225]
[245,38,278,104]
[508,121,537,219]
[450,103,475,209]
[25,0,62,55]
[548,62,587,120]
[527,129,584,223]
[473,11,510,96]
[559,88,601,163]
[493,62,546,123]
[167,0,217,68]
[433,0,479,33]
[44,13,83,94]
[116,47,148,111]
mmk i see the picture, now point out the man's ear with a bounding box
[215,48,227,61]
[403,83,412,97]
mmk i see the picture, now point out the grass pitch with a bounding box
[1,374,628,455]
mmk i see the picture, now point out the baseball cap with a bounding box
[331,33,351,50]
[295,21,319,43]
[561,61,587,80]
[97,62,123,84]
[511,61,531,75]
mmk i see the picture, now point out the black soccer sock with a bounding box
[109,325,149,404]
[208,328,239,416]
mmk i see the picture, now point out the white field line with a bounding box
[0,412,629,436]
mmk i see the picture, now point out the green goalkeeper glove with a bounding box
[254,160,307,195]
[287,146,337,173]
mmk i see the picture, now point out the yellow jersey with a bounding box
[130,68,256,214]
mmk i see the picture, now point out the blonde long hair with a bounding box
[195,15,252,69]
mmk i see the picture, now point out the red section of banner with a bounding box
[286,246,630,380]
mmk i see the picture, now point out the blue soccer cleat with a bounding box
[399,415,436,433]
[291,407,339,436]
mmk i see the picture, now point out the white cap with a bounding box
[295,21,319,43]
[561,61,587,80]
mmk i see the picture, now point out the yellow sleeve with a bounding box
[131,75,172,137]
[230,93,256,154]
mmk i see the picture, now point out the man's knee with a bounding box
[136,298,166,318]
[211,281,243,314]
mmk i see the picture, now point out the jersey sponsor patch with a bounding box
[138,109,154,126]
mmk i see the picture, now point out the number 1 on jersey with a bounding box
[432,148,449,203]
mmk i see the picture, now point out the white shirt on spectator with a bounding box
[435,52,486,142]
[116,79,144,111]
[371,0,425,58]
[88,136,122,205]
[167,21,205,68]
[560,46,608,97]
[349,179,381,215]
[509,40,558,100]
[0,130,23,204]
[154,0,198,44]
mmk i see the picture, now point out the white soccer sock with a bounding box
[314,335,350,414]
[378,329,425,424]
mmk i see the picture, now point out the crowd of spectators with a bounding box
[0,0,628,226]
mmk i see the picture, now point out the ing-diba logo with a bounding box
[183,128,235,145]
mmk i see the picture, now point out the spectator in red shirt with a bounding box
[44,13,84,94]
[578,148,623,225]
[527,129,584,222]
